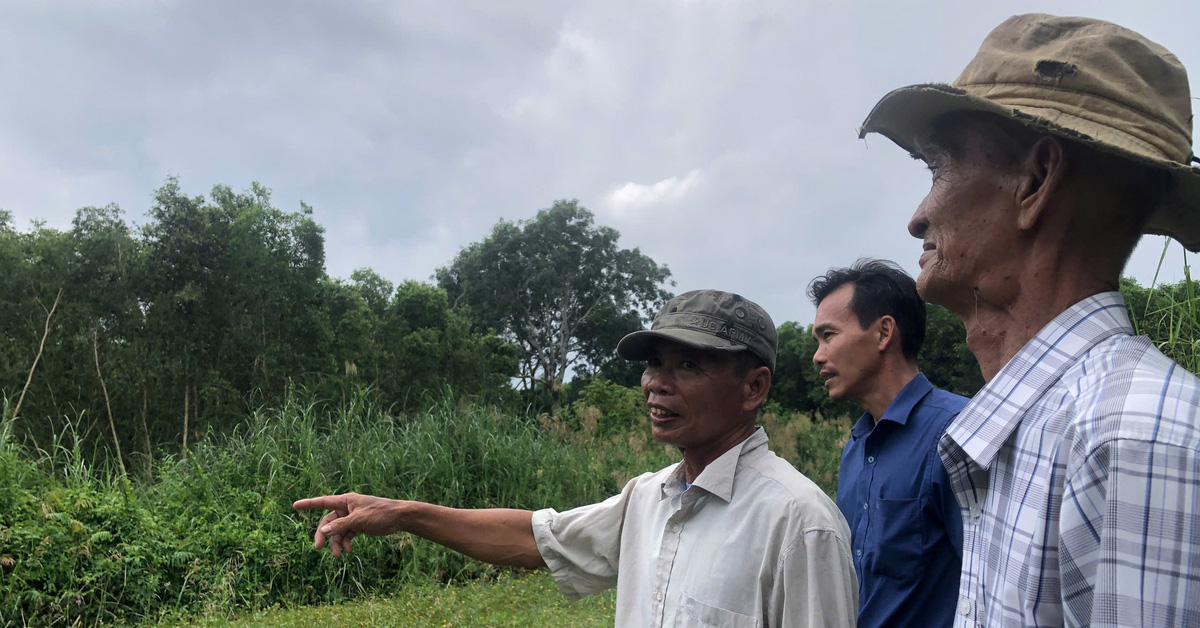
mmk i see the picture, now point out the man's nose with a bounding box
[812,345,825,367]
[644,368,674,394]
[908,197,931,239]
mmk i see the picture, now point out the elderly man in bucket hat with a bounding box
[860,13,1200,628]
[296,289,857,627]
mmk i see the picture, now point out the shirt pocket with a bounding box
[869,496,925,582]
[674,593,760,628]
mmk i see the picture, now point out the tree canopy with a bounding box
[8,178,1200,468]
[436,200,672,402]
[0,179,516,469]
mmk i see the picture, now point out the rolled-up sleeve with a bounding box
[774,527,859,628]
[532,476,641,601]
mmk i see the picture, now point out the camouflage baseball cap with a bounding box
[617,290,778,371]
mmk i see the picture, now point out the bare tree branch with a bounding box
[93,329,126,477]
[11,288,62,422]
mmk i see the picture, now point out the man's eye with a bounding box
[681,361,698,369]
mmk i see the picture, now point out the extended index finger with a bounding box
[293,495,346,511]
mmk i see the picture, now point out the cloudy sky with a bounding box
[3,0,1198,326]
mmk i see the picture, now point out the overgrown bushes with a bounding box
[0,388,848,626]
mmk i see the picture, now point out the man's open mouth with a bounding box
[649,406,679,419]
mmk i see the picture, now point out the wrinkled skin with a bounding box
[907,130,1025,315]
[641,341,768,481]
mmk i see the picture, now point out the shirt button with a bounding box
[863,502,869,510]
[959,600,971,616]
[656,591,664,601]
[867,456,875,464]
[671,524,681,533]
[856,549,862,557]
[970,504,982,518]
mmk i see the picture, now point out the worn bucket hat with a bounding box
[859,13,1200,250]
[617,289,778,372]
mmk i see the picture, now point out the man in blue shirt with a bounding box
[809,258,966,628]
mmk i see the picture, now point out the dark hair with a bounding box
[732,350,768,375]
[807,258,925,361]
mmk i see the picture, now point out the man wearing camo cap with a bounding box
[298,289,857,627]
[860,13,1200,627]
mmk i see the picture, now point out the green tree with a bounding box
[140,178,331,446]
[350,268,395,319]
[771,322,817,414]
[436,200,672,404]
[0,210,28,410]
[0,180,526,464]
[376,281,518,408]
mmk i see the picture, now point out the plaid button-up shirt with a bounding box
[940,291,1200,627]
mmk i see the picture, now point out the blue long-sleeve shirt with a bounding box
[836,373,966,628]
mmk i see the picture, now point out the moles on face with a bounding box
[640,341,750,451]
[812,284,883,403]
[907,120,1024,310]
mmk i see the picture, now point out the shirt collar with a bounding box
[850,372,933,438]
[943,291,1132,469]
[661,427,768,503]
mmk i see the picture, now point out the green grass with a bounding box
[1,387,848,627]
[0,390,679,626]
[1121,241,1200,373]
[144,573,614,628]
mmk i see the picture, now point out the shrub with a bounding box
[566,379,645,436]
[0,390,683,626]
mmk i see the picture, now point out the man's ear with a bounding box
[877,316,899,354]
[742,366,771,413]
[1015,136,1068,231]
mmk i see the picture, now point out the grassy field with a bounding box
[147,573,613,628]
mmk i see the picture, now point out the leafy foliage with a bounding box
[436,200,672,404]
[0,179,516,469]
[0,391,678,626]
[567,378,647,436]
[0,380,856,626]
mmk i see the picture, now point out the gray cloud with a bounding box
[2,0,1196,327]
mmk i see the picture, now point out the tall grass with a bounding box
[1,385,850,627]
[1127,240,1200,373]
[0,389,691,626]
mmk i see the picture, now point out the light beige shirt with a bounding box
[532,428,858,627]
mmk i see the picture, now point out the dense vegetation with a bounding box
[0,390,849,626]
[5,180,1199,626]
[0,180,981,468]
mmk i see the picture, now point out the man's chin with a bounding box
[650,424,684,447]
[916,272,956,308]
